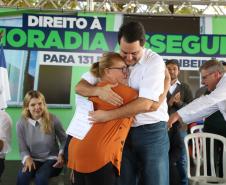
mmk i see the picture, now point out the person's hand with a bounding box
[70,170,75,184]
[168,112,181,128]
[23,156,36,172]
[149,102,160,112]
[96,84,123,106]
[168,92,181,106]
[89,110,110,123]
[173,92,181,104]
[52,154,64,168]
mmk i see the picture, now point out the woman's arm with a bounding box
[16,119,31,161]
[76,79,123,106]
[16,119,36,172]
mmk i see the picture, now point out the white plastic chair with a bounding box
[190,125,204,134]
[184,132,226,185]
[190,125,204,161]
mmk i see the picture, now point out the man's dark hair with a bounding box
[118,21,146,46]
[165,59,180,70]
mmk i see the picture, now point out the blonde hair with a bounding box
[22,90,53,134]
[90,52,124,78]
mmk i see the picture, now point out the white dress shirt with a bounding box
[169,80,181,94]
[0,110,12,158]
[178,74,226,123]
[127,48,168,126]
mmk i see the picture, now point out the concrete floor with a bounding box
[0,160,71,185]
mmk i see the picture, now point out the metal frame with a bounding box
[0,0,226,15]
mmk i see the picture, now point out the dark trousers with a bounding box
[168,122,183,185]
[203,111,226,177]
[73,163,117,185]
[16,160,62,185]
[0,158,4,178]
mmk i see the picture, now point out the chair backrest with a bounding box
[190,125,204,134]
[184,133,226,180]
[190,125,204,161]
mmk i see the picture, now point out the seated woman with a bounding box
[16,90,67,185]
[67,52,170,185]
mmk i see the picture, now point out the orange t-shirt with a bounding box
[67,82,138,174]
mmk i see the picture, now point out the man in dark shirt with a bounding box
[166,59,193,185]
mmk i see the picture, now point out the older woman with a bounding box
[16,90,67,185]
[67,52,138,185]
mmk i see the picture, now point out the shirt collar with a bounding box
[216,73,226,88]
[171,79,181,86]
[28,118,42,127]
[137,48,146,65]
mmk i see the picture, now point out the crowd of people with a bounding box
[0,21,226,185]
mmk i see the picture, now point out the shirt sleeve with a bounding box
[16,119,30,160]
[178,76,226,123]
[0,112,12,154]
[178,103,219,123]
[82,71,99,85]
[139,54,165,101]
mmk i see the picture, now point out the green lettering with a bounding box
[27,29,45,48]
[82,32,89,50]
[220,36,226,55]
[201,36,219,55]
[65,31,82,49]
[90,32,109,51]
[182,36,200,54]
[166,35,182,54]
[114,43,120,52]
[150,34,166,53]
[7,28,26,47]
[45,30,63,49]
[0,28,6,45]
[145,34,150,48]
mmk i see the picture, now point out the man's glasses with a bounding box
[201,72,214,81]
[108,66,129,73]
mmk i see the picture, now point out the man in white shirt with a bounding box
[168,59,226,126]
[76,21,169,185]
[0,110,12,179]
